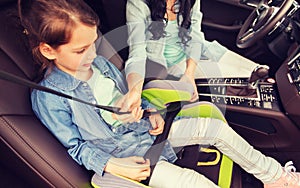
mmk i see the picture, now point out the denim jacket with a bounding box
[125,0,227,78]
[31,56,177,175]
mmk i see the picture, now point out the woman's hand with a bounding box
[105,156,151,182]
[112,106,143,124]
[113,73,144,123]
[179,73,199,102]
[121,73,144,111]
[182,58,199,102]
[118,86,142,112]
[148,109,165,135]
[112,92,143,124]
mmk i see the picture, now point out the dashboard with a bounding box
[196,46,300,129]
[196,77,281,111]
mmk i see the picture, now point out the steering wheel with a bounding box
[236,0,294,48]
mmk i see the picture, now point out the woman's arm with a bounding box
[122,0,150,111]
[185,0,204,61]
[180,58,199,101]
[188,0,227,62]
[125,0,150,81]
[123,72,144,111]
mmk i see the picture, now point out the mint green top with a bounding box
[164,20,186,67]
[126,0,228,78]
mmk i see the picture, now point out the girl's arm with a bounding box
[31,90,112,175]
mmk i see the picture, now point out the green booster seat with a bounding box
[92,79,235,188]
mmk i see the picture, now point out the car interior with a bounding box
[1,0,300,187]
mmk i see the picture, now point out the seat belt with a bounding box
[0,70,233,187]
[0,69,167,118]
[142,101,184,185]
[0,69,187,185]
[0,69,188,185]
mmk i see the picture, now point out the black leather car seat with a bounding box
[0,0,124,187]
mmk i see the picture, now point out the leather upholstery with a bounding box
[0,0,124,187]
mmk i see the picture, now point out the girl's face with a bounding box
[51,23,98,77]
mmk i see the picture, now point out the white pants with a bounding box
[168,50,259,79]
[149,117,282,188]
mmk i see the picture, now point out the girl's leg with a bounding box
[168,117,282,184]
[149,160,219,188]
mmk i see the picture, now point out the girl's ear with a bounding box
[39,43,56,60]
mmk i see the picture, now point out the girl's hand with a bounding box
[148,109,165,135]
[105,156,151,182]
[179,73,199,102]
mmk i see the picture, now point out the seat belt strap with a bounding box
[1,69,233,187]
[0,69,185,186]
[141,101,183,185]
[218,154,233,188]
[0,70,159,117]
[0,70,123,112]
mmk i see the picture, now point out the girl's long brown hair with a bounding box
[18,0,100,76]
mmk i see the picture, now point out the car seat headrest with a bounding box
[0,0,17,7]
[0,0,38,80]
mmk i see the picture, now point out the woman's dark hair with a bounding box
[18,0,100,75]
[146,0,196,45]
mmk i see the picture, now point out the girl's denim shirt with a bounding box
[125,0,227,78]
[31,56,177,175]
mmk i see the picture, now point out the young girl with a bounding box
[124,0,269,108]
[21,0,300,187]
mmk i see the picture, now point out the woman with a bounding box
[123,0,269,111]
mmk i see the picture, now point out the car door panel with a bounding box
[201,0,254,53]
